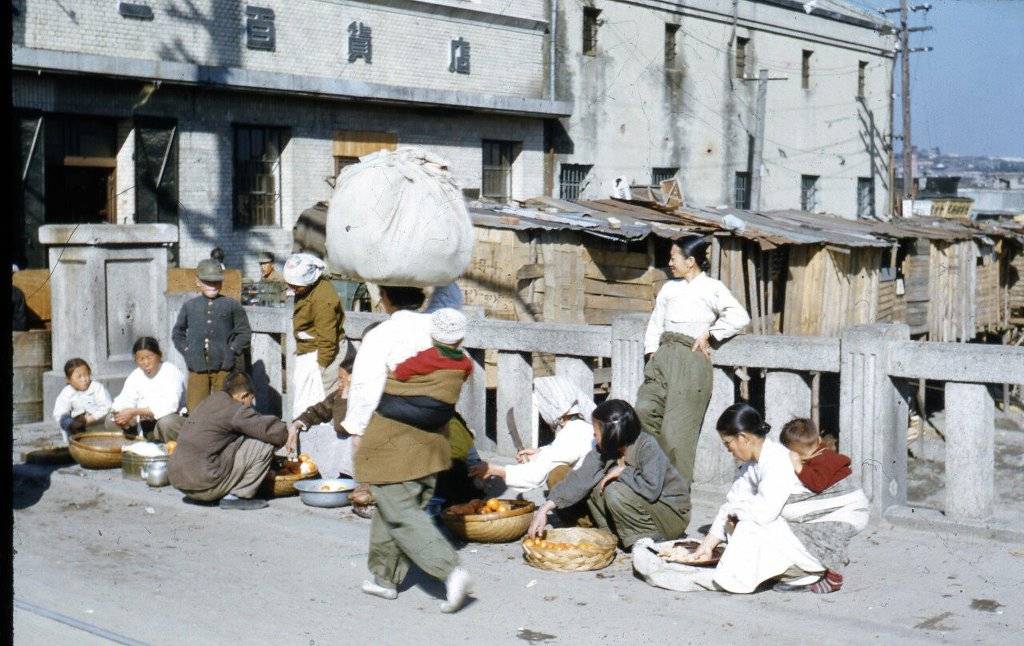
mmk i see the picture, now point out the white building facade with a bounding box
[551,0,895,219]
[12,0,567,273]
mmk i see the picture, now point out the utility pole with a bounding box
[743,69,787,211]
[880,2,933,212]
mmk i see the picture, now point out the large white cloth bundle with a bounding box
[325,146,474,287]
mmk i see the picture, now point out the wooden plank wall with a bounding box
[784,245,881,336]
[459,226,538,321]
[1008,242,1024,322]
[901,240,930,335]
[927,240,977,342]
[581,243,660,325]
[975,241,1002,332]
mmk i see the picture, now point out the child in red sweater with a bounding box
[780,418,852,494]
[779,418,853,594]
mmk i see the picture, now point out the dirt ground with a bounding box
[12,433,1024,645]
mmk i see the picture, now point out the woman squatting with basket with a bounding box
[526,399,691,551]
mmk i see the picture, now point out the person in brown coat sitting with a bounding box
[168,371,288,510]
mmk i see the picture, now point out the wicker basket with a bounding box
[68,432,129,469]
[260,461,319,498]
[442,500,535,543]
[521,527,618,572]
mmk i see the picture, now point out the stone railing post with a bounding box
[496,351,534,457]
[764,370,812,441]
[694,367,737,486]
[944,382,995,522]
[456,308,491,452]
[839,323,910,516]
[610,313,649,404]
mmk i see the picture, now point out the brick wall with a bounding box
[15,0,549,99]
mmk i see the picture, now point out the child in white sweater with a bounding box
[52,358,112,442]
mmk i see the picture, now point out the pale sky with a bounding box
[856,0,1024,157]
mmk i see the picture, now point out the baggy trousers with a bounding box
[368,476,460,588]
[634,333,713,485]
[587,481,689,549]
[177,437,275,501]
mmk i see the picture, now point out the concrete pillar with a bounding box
[456,309,491,451]
[163,292,190,377]
[764,370,812,442]
[496,351,534,457]
[610,313,648,404]
[839,323,910,516]
[284,329,297,421]
[40,224,178,416]
[555,356,594,402]
[694,367,737,486]
[251,332,284,417]
[944,382,995,522]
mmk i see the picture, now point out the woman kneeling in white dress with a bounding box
[634,403,867,594]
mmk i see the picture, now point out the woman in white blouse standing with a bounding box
[636,236,750,485]
[107,337,186,442]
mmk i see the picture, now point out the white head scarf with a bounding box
[533,375,596,429]
[430,308,467,345]
[283,253,327,286]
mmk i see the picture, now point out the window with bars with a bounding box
[734,171,751,209]
[583,7,600,56]
[857,60,868,98]
[233,125,286,227]
[802,49,813,89]
[801,174,820,211]
[481,140,518,201]
[735,37,749,78]
[559,164,592,201]
[651,167,678,185]
[857,177,875,217]
[665,23,680,68]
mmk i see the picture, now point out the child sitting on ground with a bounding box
[52,358,112,442]
[778,418,860,594]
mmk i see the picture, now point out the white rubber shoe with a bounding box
[439,567,473,613]
[361,579,398,600]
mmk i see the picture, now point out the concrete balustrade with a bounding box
[173,298,1023,535]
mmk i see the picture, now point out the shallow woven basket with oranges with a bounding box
[521,527,618,572]
[442,498,535,543]
[261,453,319,497]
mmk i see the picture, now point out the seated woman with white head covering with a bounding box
[469,375,597,493]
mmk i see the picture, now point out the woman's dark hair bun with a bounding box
[716,402,769,438]
[672,235,711,272]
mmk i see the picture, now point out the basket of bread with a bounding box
[521,527,618,572]
[442,498,535,543]
[262,453,319,497]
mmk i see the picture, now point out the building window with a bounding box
[651,167,678,185]
[332,130,397,180]
[45,115,120,225]
[801,174,820,211]
[857,177,875,217]
[735,37,749,78]
[802,49,813,89]
[482,140,518,201]
[857,60,868,98]
[233,125,286,227]
[583,7,600,56]
[665,23,680,68]
[734,171,751,209]
[559,164,592,201]
[134,119,179,224]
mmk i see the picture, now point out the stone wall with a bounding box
[13,75,545,277]
[555,0,894,217]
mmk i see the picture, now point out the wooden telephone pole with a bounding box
[743,69,787,211]
[880,1,933,210]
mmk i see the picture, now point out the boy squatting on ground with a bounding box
[172,259,252,413]
[52,358,113,442]
[778,418,855,593]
